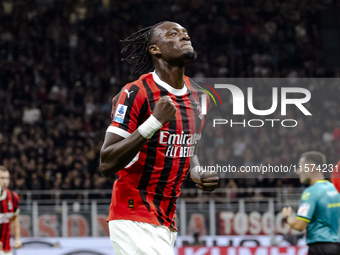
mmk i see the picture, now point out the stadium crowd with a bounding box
[0,0,339,196]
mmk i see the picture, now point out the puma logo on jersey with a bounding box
[124,89,134,98]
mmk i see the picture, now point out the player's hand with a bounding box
[196,169,219,192]
[282,207,293,218]
[13,239,22,249]
[152,96,177,126]
[0,240,2,250]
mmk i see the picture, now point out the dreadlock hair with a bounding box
[120,21,168,74]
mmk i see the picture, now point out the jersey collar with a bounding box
[151,71,187,96]
[315,180,327,183]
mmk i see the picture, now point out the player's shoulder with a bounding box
[302,182,327,199]
[185,76,210,98]
[7,189,19,201]
[323,180,338,193]
[120,73,153,96]
[301,189,310,198]
[185,76,201,91]
[304,184,316,193]
[301,185,316,200]
[313,180,333,191]
[127,73,153,88]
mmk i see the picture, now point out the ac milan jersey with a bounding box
[106,72,208,230]
[0,189,19,252]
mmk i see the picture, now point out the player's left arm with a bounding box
[12,214,22,249]
[188,90,218,192]
[281,207,308,231]
[11,193,22,249]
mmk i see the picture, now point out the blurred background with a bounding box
[0,0,339,254]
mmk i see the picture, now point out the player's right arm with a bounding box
[100,95,176,177]
[282,206,308,231]
[100,131,147,177]
[282,189,316,231]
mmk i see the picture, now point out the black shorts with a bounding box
[308,242,340,255]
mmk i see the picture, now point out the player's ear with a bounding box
[149,44,161,56]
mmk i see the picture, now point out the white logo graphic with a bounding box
[8,201,12,210]
[124,89,134,98]
[210,84,312,128]
[213,85,311,116]
[327,191,338,197]
[297,203,310,217]
[197,105,202,119]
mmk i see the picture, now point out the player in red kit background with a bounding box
[0,166,22,255]
[100,21,219,254]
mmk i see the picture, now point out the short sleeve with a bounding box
[296,190,316,222]
[107,83,149,138]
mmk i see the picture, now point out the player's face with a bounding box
[150,22,196,63]
[0,170,10,191]
[298,157,310,184]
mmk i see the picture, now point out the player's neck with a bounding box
[310,177,324,186]
[154,65,185,90]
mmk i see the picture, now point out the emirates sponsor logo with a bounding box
[159,131,201,157]
[159,131,201,145]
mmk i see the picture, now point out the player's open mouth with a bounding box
[181,44,192,48]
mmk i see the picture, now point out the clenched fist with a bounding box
[195,168,219,192]
[282,207,293,218]
[152,96,177,126]
[13,239,22,249]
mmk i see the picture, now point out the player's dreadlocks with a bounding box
[120,21,167,74]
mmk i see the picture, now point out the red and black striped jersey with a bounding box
[0,189,19,252]
[106,71,209,230]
